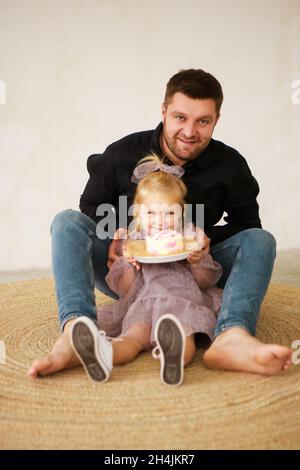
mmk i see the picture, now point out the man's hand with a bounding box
[107,227,128,269]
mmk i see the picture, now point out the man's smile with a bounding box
[178,138,198,146]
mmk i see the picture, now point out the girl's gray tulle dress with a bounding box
[97,238,223,347]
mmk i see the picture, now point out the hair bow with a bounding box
[131,161,185,184]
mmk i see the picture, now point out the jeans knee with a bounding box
[51,209,75,233]
[50,209,93,235]
[242,228,277,259]
[261,230,276,256]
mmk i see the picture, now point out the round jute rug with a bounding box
[0,279,299,449]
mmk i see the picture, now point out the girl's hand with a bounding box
[187,248,203,266]
[107,227,128,269]
[126,256,141,271]
[187,233,211,266]
[201,233,211,255]
[193,226,210,253]
[122,240,141,270]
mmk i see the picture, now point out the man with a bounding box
[28,69,292,379]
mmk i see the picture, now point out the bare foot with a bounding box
[204,327,293,375]
[27,319,80,379]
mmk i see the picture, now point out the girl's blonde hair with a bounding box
[131,153,187,233]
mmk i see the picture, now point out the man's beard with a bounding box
[162,132,204,161]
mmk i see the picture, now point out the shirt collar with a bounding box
[152,122,216,170]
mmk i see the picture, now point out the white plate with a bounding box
[135,251,190,264]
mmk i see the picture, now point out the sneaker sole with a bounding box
[155,315,185,386]
[71,320,109,382]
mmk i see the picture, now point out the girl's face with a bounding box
[137,193,183,236]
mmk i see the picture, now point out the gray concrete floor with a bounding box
[0,250,299,287]
[0,268,53,284]
[271,249,300,287]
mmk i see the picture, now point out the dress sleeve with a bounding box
[188,253,223,289]
[105,256,138,297]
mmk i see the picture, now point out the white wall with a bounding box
[0,0,299,270]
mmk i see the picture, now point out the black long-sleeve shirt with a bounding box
[79,122,262,247]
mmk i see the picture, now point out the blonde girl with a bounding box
[70,154,223,386]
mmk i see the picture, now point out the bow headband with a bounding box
[131,161,185,184]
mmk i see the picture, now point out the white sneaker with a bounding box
[71,316,113,382]
[152,314,185,386]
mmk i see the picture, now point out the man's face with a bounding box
[161,92,219,164]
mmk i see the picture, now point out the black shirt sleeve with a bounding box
[206,156,262,246]
[79,145,119,224]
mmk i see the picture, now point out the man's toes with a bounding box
[271,345,293,360]
[287,349,294,361]
[255,348,276,366]
[283,358,293,369]
[256,345,291,367]
[28,356,54,378]
[27,367,38,379]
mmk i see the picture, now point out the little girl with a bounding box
[70,154,223,386]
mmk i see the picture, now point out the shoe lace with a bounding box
[99,330,113,341]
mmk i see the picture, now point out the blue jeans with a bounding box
[51,209,276,338]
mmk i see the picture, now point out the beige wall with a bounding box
[0,0,299,270]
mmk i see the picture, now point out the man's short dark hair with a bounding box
[164,68,223,115]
